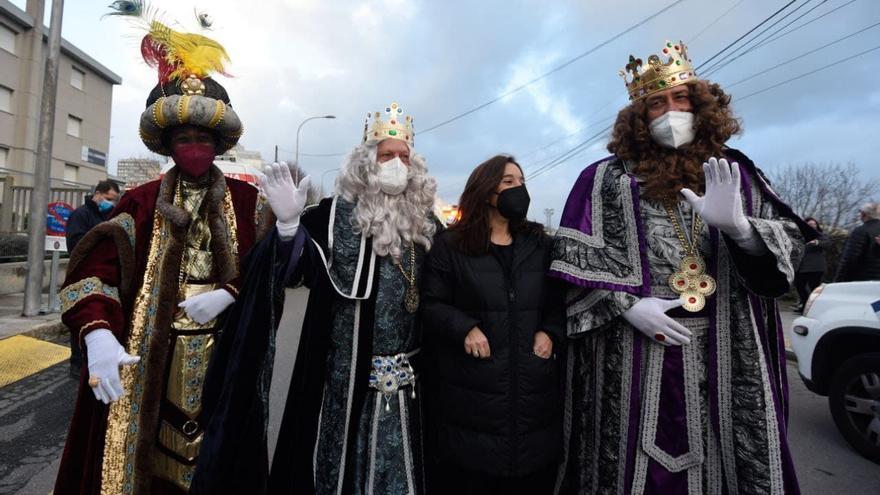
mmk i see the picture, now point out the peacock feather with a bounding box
[104,0,144,18]
[104,2,229,84]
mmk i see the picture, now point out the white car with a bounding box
[791,281,880,463]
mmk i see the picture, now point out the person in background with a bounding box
[835,202,880,282]
[793,217,828,312]
[65,180,120,252]
[64,179,120,377]
[421,155,564,495]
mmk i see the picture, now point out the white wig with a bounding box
[335,140,437,259]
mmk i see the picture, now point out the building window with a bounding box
[0,86,11,113]
[71,66,85,90]
[67,115,82,137]
[0,24,15,55]
[64,164,78,184]
[0,147,8,168]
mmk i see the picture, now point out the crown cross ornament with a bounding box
[363,102,414,146]
[620,40,698,101]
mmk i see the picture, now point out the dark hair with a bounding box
[95,180,119,194]
[449,154,544,256]
[803,216,823,233]
[607,79,742,202]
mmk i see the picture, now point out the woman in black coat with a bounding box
[794,217,828,312]
[421,155,564,494]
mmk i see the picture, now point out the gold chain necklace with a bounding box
[394,241,419,313]
[664,201,716,312]
[174,179,209,316]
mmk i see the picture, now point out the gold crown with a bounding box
[363,102,414,146]
[620,40,697,101]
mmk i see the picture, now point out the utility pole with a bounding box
[23,0,64,316]
[544,208,555,229]
[274,144,278,163]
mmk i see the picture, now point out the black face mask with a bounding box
[494,185,530,221]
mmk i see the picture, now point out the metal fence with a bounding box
[0,176,90,233]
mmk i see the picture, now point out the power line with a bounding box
[527,124,613,180]
[700,0,817,75]
[701,0,832,77]
[749,0,860,52]
[726,20,880,89]
[736,43,880,101]
[696,0,799,71]
[689,0,748,43]
[523,0,812,183]
[418,0,686,135]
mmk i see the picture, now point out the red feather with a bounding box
[140,35,176,84]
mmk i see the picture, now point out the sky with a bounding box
[12,0,880,227]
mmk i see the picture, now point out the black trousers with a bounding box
[794,271,823,306]
[432,460,558,495]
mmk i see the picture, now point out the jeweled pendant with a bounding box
[405,285,419,313]
[680,291,706,312]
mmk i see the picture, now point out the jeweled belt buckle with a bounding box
[368,352,417,412]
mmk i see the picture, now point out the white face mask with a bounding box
[649,111,695,149]
[377,157,409,195]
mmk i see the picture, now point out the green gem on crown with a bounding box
[667,42,672,48]
[388,129,398,136]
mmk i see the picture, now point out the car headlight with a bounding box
[803,284,825,316]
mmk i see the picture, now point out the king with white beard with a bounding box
[192,103,439,495]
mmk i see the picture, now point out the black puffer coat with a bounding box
[836,218,880,281]
[421,228,565,477]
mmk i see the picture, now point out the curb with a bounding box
[21,321,68,344]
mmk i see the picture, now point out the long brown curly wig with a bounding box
[607,80,742,201]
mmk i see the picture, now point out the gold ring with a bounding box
[88,376,101,388]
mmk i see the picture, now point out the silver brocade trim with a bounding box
[566,287,608,318]
[366,394,382,495]
[398,389,416,495]
[615,329,634,494]
[716,243,740,493]
[706,413,723,495]
[550,160,646,288]
[747,304,786,494]
[640,319,707,473]
[592,337,605,495]
[334,301,361,495]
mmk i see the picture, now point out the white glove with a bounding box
[178,288,235,325]
[84,329,140,404]
[622,297,693,346]
[680,157,755,243]
[257,162,310,240]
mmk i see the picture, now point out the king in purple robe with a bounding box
[550,40,815,494]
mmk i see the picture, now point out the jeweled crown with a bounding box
[620,40,698,101]
[363,102,414,146]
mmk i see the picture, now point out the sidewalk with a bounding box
[0,293,66,343]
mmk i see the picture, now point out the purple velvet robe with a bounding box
[549,149,813,495]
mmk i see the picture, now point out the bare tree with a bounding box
[766,162,879,231]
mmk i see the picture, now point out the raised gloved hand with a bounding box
[178,288,235,325]
[84,329,140,404]
[622,297,692,346]
[680,157,753,243]
[257,162,310,240]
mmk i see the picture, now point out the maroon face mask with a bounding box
[172,143,216,178]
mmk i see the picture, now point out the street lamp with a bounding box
[295,115,336,176]
[321,168,341,198]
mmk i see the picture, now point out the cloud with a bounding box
[31,0,879,226]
